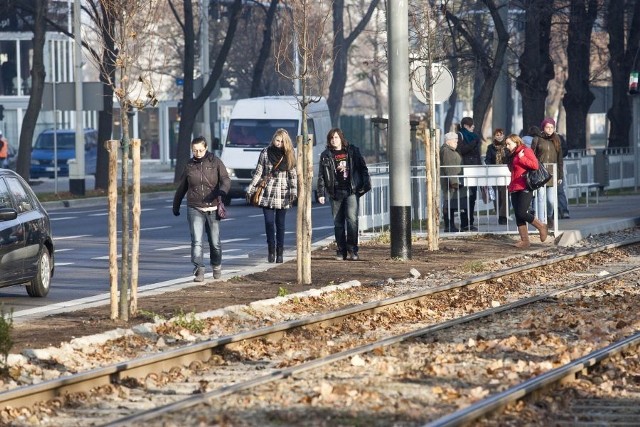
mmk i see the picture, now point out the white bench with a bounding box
[567,182,600,206]
[565,162,600,206]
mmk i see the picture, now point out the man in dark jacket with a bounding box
[173,136,231,282]
[456,117,481,231]
[317,128,371,261]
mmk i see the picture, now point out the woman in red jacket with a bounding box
[505,134,548,248]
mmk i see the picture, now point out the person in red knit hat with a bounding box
[531,117,563,228]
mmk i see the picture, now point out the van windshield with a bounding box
[225,119,298,148]
[34,133,76,150]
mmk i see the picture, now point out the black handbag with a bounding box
[525,163,552,191]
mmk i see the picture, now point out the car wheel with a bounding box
[26,249,52,297]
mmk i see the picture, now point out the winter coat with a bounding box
[484,140,509,165]
[317,144,371,200]
[247,147,297,209]
[508,145,539,193]
[173,151,231,211]
[457,128,481,165]
[440,143,462,200]
[531,132,563,185]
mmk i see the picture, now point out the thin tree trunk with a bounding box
[563,0,597,151]
[120,112,130,321]
[130,138,141,316]
[106,140,119,320]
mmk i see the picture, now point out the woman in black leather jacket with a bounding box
[317,128,370,261]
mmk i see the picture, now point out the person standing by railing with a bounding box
[440,132,463,232]
[485,128,510,224]
[505,134,548,248]
[456,117,482,231]
[532,117,563,228]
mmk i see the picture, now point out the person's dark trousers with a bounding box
[443,209,458,232]
[510,190,535,225]
[460,187,477,230]
[330,191,359,256]
[263,207,287,250]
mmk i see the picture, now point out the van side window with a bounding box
[6,177,33,213]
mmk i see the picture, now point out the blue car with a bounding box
[30,129,98,178]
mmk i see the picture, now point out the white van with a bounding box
[220,96,332,201]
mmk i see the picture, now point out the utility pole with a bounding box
[387,0,411,259]
[71,0,85,195]
[201,0,212,143]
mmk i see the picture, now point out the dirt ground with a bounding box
[11,234,524,353]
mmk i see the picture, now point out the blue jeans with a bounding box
[330,192,359,254]
[535,186,556,223]
[263,207,287,247]
[187,206,221,270]
[557,180,569,215]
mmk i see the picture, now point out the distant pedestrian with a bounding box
[505,134,548,248]
[485,128,510,225]
[532,117,564,228]
[522,125,540,149]
[246,128,298,263]
[456,117,481,231]
[0,131,8,168]
[440,132,463,232]
[556,133,571,219]
[173,136,231,282]
[317,128,371,261]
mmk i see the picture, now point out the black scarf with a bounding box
[267,145,288,171]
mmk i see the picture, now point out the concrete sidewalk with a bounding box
[30,159,175,196]
[553,191,640,246]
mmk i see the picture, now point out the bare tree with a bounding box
[10,0,48,181]
[516,0,555,132]
[250,0,280,97]
[327,0,380,125]
[606,0,640,148]
[443,0,509,133]
[274,0,331,285]
[170,0,243,182]
[85,0,164,320]
[563,0,598,150]
[83,1,117,190]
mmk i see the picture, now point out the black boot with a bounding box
[268,244,275,263]
[443,212,451,232]
[276,246,284,263]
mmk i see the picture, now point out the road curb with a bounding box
[555,216,640,247]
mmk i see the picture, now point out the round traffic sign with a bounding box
[412,63,455,104]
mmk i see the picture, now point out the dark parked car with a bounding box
[0,169,54,297]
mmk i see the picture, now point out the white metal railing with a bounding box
[358,163,559,236]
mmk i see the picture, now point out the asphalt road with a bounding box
[0,193,335,318]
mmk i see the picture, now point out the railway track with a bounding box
[1,236,639,426]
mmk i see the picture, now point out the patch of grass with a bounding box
[172,309,205,334]
[277,287,290,297]
[138,309,166,323]
[462,260,484,273]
